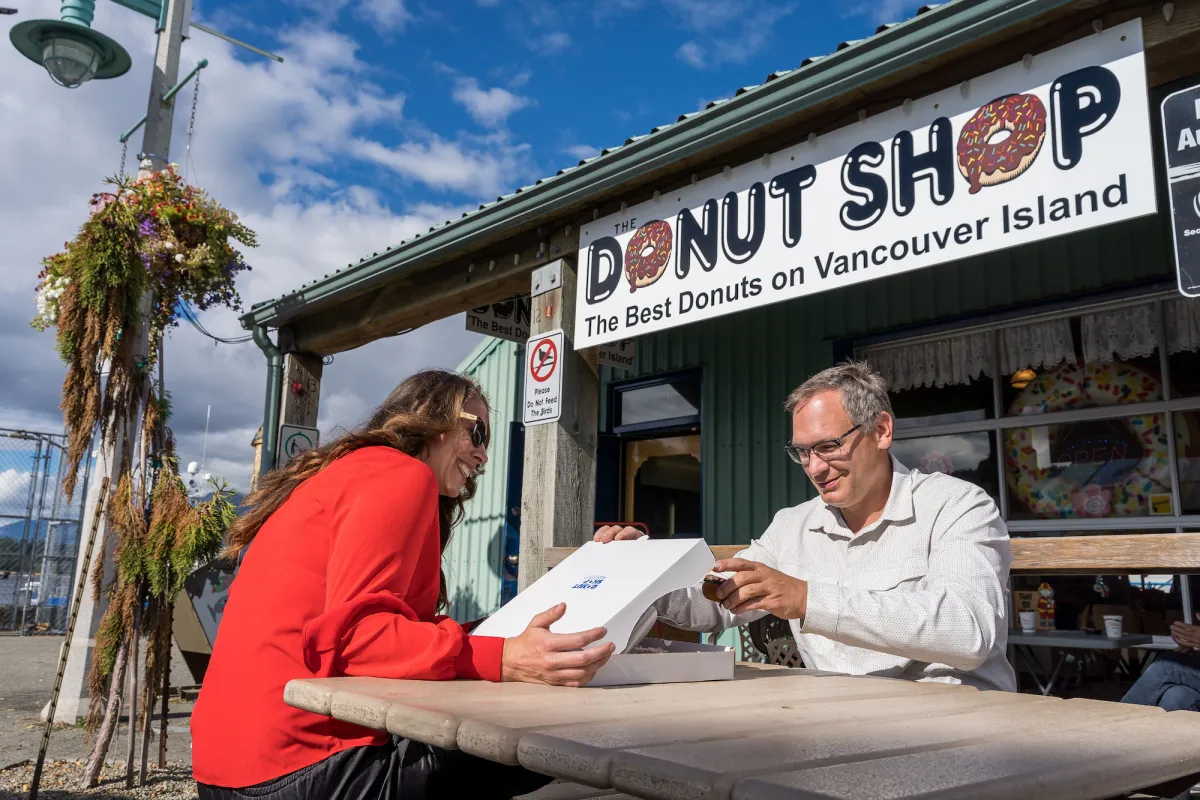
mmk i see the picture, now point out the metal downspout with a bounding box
[252,325,282,478]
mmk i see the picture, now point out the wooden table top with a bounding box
[284,665,1200,800]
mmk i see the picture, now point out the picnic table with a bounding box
[284,664,1200,799]
[1008,629,1154,695]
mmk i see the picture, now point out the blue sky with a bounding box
[198,0,921,219]
[0,0,923,491]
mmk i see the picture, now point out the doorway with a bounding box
[624,435,701,538]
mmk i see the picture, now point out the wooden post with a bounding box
[518,257,598,591]
[280,352,323,429]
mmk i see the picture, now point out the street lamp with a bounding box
[9,0,131,88]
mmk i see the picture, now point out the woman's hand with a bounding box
[501,603,615,687]
[594,525,647,543]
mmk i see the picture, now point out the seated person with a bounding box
[192,370,614,800]
[597,362,1016,692]
[1123,613,1200,712]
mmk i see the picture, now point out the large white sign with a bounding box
[523,329,564,426]
[574,21,1154,349]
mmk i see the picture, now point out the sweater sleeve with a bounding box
[300,455,504,681]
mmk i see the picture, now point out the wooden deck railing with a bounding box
[544,532,1200,575]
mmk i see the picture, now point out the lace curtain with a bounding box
[861,318,1075,392]
[1080,298,1200,363]
[861,298,1200,392]
[861,332,991,391]
[997,319,1076,375]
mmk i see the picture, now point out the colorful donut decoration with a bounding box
[957,93,1047,195]
[624,220,673,292]
[1005,361,1191,519]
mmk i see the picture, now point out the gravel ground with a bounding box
[0,760,197,800]
[1,636,196,798]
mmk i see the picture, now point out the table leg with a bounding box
[1014,645,1062,696]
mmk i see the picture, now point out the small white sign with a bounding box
[277,424,319,467]
[466,296,531,343]
[598,338,636,371]
[524,329,564,426]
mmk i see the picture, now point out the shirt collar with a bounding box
[813,454,915,536]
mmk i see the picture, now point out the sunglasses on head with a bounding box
[459,412,489,449]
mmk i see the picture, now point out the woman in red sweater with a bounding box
[192,370,614,799]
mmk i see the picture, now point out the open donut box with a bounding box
[472,539,735,687]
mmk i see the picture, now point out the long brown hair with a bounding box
[226,369,488,610]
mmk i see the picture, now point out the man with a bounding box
[1122,613,1200,712]
[596,361,1016,691]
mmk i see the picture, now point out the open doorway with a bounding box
[624,435,701,538]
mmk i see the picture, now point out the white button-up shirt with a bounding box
[655,457,1017,692]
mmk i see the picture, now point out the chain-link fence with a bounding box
[0,429,89,633]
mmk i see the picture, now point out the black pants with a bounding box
[197,738,553,800]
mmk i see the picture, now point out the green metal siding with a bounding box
[445,337,521,623]
[618,214,1173,547]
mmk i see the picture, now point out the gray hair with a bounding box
[784,361,894,429]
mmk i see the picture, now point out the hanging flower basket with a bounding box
[33,166,257,499]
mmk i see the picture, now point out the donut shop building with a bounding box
[243,0,1200,663]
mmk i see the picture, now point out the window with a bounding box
[857,295,1200,534]
[613,373,701,434]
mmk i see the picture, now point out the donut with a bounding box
[702,574,723,603]
[957,93,1047,195]
[1005,361,1194,518]
[624,220,673,292]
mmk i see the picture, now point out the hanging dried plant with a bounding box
[34,166,255,500]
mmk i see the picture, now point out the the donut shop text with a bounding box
[575,19,1155,349]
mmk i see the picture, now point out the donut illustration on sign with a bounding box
[623,219,673,292]
[957,93,1048,194]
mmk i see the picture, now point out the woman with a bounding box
[192,370,614,799]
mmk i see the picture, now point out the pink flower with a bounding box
[1072,484,1112,518]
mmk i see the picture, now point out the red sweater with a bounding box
[191,447,504,788]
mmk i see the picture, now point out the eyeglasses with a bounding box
[459,412,489,449]
[784,425,861,466]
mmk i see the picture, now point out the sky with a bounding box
[0,0,925,494]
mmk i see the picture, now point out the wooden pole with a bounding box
[82,634,129,788]
[137,651,154,784]
[124,607,140,788]
[158,595,172,768]
[29,478,110,800]
[517,256,598,591]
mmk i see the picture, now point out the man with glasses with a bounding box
[595,361,1016,691]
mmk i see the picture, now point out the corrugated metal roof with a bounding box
[246,4,955,314]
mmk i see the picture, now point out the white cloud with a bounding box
[451,77,534,128]
[356,0,415,30]
[668,1,797,69]
[847,0,925,25]
[508,70,533,89]
[533,31,571,54]
[563,144,599,161]
[676,41,705,68]
[0,3,490,492]
[477,0,502,5]
[348,134,534,197]
[0,469,32,517]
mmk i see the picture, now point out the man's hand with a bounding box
[594,525,647,543]
[712,558,808,620]
[1171,613,1200,651]
[501,603,615,687]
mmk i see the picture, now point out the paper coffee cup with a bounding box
[1019,611,1037,633]
[1103,614,1123,638]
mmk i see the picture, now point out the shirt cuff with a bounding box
[455,634,504,682]
[800,580,840,637]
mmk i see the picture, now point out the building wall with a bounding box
[611,212,1174,546]
[444,337,521,623]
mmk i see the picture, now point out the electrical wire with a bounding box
[179,301,253,345]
